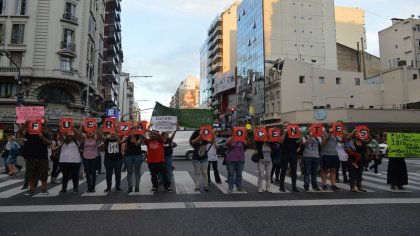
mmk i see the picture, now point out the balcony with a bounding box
[61,13,78,24]
[107,0,121,12]
[60,68,77,76]
[60,41,76,52]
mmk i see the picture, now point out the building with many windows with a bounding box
[0,0,123,132]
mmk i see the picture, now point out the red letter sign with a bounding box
[268,128,281,142]
[287,124,301,138]
[102,118,116,132]
[28,120,42,134]
[200,126,213,141]
[233,127,247,142]
[118,122,131,136]
[84,118,97,133]
[59,118,74,133]
[254,127,267,142]
[332,123,344,137]
[310,124,323,137]
[356,125,369,140]
[134,121,148,135]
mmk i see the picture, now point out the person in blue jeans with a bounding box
[162,127,178,186]
[225,133,248,193]
[302,131,321,192]
[123,131,143,193]
[99,129,128,193]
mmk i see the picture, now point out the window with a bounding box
[336,77,341,85]
[299,76,305,84]
[64,2,77,21]
[417,39,420,47]
[319,77,325,85]
[355,78,361,86]
[15,0,26,15]
[369,106,374,109]
[413,74,418,80]
[0,83,18,98]
[0,24,4,43]
[11,24,25,44]
[416,25,420,32]
[0,0,6,15]
[349,105,354,108]
[60,56,72,71]
[39,87,75,104]
[62,28,74,49]
[9,52,22,67]
[272,103,275,112]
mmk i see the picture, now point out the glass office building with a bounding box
[236,0,265,120]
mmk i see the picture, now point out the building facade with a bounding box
[118,72,135,121]
[170,76,200,109]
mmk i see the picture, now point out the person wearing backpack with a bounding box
[190,129,210,192]
[302,131,321,192]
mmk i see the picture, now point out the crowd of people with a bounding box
[0,120,410,196]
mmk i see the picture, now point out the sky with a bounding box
[121,0,420,121]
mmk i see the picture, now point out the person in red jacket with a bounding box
[141,129,173,193]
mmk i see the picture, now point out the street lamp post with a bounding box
[0,52,23,106]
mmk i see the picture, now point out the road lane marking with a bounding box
[174,171,200,194]
[1,198,420,213]
[242,171,283,193]
[0,179,22,188]
[364,171,420,187]
[0,185,26,198]
[128,172,154,196]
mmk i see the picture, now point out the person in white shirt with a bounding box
[207,137,221,184]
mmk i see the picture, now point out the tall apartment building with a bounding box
[118,72,135,121]
[0,0,112,130]
[102,0,123,109]
[200,2,238,115]
[379,17,420,109]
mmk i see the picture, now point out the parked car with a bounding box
[172,130,195,160]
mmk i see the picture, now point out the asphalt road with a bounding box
[0,152,419,236]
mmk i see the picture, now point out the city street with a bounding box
[0,152,419,236]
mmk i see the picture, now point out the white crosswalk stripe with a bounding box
[128,172,154,196]
[174,171,200,194]
[209,171,246,194]
[241,171,283,193]
[1,170,420,198]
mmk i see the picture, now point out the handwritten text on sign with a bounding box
[151,116,177,132]
[16,106,45,124]
[387,133,420,158]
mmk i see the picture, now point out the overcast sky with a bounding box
[121,0,420,121]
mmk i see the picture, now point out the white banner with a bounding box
[151,116,178,132]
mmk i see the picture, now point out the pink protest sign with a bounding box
[16,106,45,124]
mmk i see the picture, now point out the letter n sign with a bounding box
[28,120,42,134]
[254,127,267,142]
[134,121,147,135]
[233,127,246,142]
[119,122,131,136]
[356,125,369,140]
[332,123,344,137]
[200,126,213,140]
[268,128,281,142]
[310,124,323,137]
[60,118,74,133]
[84,118,97,133]
[287,124,301,138]
[102,118,116,132]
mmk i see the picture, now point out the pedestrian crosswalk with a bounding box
[1,170,420,198]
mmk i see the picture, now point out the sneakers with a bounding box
[73,189,79,194]
[390,186,396,190]
[164,187,173,193]
[357,187,367,192]
[115,188,123,192]
[194,187,200,192]
[227,188,233,194]
[237,188,243,192]
[134,187,139,192]
[150,188,157,193]
[59,190,67,195]
[128,187,133,193]
[279,186,286,192]
[292,187,300,192]
[304,187,310,192]
[331,185,341,192]
[204,187,209,192]
[21,185,28,190]
[24,190,35,196]
[322,185,328,191]
[397,186,405,190]
[351,187,358,192]
[104,188,111,193]
[42,189,49,195]
[258,188,263,193]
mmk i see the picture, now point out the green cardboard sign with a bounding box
[387,133,420,158]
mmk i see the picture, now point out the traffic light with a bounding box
[17,92,24,104]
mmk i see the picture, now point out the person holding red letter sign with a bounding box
[279,122,303,192]
[320,124,341,192]
[225,127,248,193]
